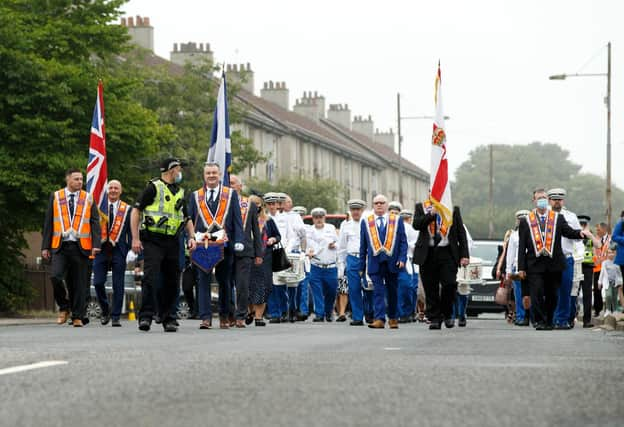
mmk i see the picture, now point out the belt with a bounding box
[312,263,336,269]
[348,253,360,258]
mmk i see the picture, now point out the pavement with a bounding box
[1,318,622,427]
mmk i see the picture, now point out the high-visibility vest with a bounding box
[141,179,185,236]
[582,239,594,265]
[51,189,93,251]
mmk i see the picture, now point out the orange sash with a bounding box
[101,201,129,245]
[365,213,398,256]
[240,196,249,230]
[194,186,231,231]
[527,209,557,257]
[52,189,93,250]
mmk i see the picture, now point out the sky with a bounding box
[122,0,623,189]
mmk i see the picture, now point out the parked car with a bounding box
[465,240,505,316]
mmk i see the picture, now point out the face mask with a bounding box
[174,171,182,183]
[536,198,548,210]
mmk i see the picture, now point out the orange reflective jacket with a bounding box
[51,189,93,251]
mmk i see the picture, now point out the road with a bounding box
[1,319,622,427]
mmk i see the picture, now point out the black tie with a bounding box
[68,193,75,219]
[209,189,215,203]
[109,203,114,232]
[433,216,442,247]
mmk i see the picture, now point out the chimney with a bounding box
[122,15,154,51]
[352,115,374,140]
[374,128,395,151]
[293,91,326,121]
[170,41,214,66]
[226,63,255,94]
[327,104,351,129]
[261,81,289,110]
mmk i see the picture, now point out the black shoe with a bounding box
[458,317,467,327]
[325,315,333,322]
[296,313,309,321]
[336,315,347,322]
[255,319,266,327]
[111,319,121,327]
[81,317,90,326]
[535,323,553,331]
[163,321,178,332]
[553,323,571,330]
[350,320,364,326]
[518,318,530,326]
[153,315,162,324]
[429,322,441,330]
[365,315,374,324]
[313,316,325,322]
[100,311,111,326]
[138,319,151,331]
[583,322,594,328]
[245,313,254,325]
[269,318,281,324]
[288,310,296,323]
[444,319,455,329]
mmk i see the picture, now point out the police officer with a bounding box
[93,180,132,327]
[578,215,602,327]
[42,168,101,327]
[130,158,196,332]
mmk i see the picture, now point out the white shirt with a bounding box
[506,229,520,274]
[307,223,338,265]
[273,212,296,252]
[560,209,581,258]
[337,218,362,264]
[205,184,221,203]
[284,210,306,250]
[108,199,120,217]
[404,221,419,274]
[62,187,79,242]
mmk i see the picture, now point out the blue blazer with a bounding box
[612,219,624,266]
[359,215,408,275]
[187,187,244,250]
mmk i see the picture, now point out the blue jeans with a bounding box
[309,265,338,317]
[398,269,415,318]
[513,280,526,321]
[451,294,468,320]
[370,262,399,321]
[346,255,367,321]
[92,248,126,320]
[553,256,574,326]
[297,273,310,315]
[268,284,288,318]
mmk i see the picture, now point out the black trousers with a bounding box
[580,264,594,324]
[139,237,181,324]
[527,270,562,326]
[592,271,604,315]
[50,242,89,319]
[420,246,458,323]
[181,263,198,316]
[215,250,234,318]
[234,256,253,320]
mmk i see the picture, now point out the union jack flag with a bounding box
[86,80,108,216]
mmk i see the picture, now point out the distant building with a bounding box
[121,16,429,209]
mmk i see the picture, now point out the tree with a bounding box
[0,0,165,311]
[453,142,624,239]
[247,178,346,213]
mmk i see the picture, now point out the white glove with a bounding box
[234,243,244,252]
[126,250,137,263]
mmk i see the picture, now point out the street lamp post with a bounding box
[396,92,449,204]
[549,41,612,228]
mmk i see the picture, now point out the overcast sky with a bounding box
[122,0,623,189]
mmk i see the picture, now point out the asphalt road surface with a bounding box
[1,319,622,427]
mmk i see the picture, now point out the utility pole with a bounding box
[397,92,403,204]
[606,41,612,229]
[488,144,494,239]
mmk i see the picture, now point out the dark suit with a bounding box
[92,200,132,321]
[233,199,263,320]
[42,190,101,320]
[359,213,408,321]
[517,211,582,326]
[188,186,244,320]
[412,204,469,324]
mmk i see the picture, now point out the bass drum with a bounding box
[274,252,306,287]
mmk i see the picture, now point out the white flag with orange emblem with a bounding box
[429,62,453,232]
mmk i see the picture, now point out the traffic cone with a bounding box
[128,300,136,321]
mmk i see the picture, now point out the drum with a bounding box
[274,252,306,286]
[456,257,483,295]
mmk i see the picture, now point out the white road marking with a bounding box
[0,361,68,376]
[384,347,401,351]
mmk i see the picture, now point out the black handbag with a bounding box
[271,243,292,272]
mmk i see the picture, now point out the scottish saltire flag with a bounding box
[429,62,453,231]
[86,80,108,216]
[207,71,232,186]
